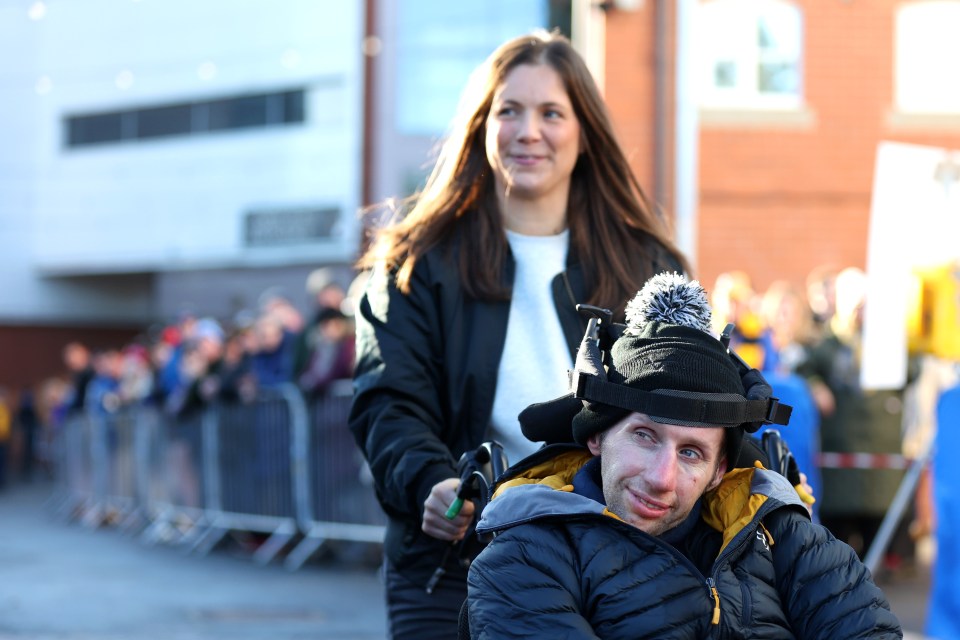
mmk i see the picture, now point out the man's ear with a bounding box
[707,456,727,492]
[587,432,602,457]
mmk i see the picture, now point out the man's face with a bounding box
[587,413,727,537]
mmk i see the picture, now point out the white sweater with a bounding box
[489,229,574,466]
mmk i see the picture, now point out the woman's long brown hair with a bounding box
[357,30,689,319]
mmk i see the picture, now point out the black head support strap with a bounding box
[571,306,791,430]
[573,375,787,428]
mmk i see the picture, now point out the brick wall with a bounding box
[604,0,960,297]
[0,325,141,392]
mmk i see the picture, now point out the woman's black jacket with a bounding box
[348,242,586,584]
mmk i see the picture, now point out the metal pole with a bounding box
[674,0,699,265]
[862,443,931,575]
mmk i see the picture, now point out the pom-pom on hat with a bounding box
[571,273,747,469]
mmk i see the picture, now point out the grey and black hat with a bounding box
[521,272,789,470]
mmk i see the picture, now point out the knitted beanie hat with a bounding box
[570,273,747,469]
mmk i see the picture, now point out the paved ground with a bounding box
[0,481,387,639]
[0,480,934,639]
[877,562,933,640]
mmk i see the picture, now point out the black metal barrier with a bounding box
[48,383,384,569]
[286,381,386,570]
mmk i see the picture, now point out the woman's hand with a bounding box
[422,477,476,541]
[795,471,816,516]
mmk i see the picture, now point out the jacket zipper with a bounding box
[706,577,721,625]
[704,532,754,629]
[703,507,779,631]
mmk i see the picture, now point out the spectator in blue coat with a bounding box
[249,312,296,389]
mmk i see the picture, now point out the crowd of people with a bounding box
[0,267,361,490]
[710,265,924,569]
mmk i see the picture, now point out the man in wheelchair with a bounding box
[462,273,902,639]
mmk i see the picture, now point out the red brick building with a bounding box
[602,0,960,294]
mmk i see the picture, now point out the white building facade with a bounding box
[1,0,366,325]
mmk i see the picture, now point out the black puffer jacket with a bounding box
[466,446,902,639]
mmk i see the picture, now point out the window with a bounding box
[65,89,306,148]
[895,1,960,114]
[67,112,123,146]
[137,104,192,139]
[695,0,803,109]
[394,0,569,136]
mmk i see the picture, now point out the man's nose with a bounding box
[648,449,678,492]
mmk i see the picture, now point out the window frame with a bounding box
[64,89,306,149]
[695,0,805,112]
